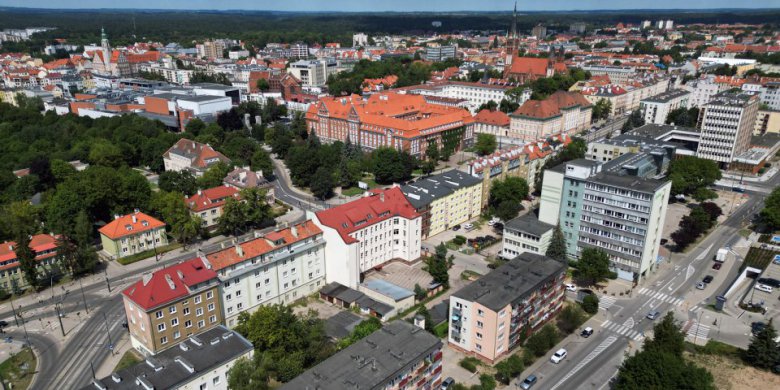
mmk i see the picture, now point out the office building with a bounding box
[531,24,547,39]
[760,82,780,110]
[122,257,223,356]
[449,253,566,362]
[697,91,760,166]
[282,320,443,390]
[203,220,326,328]
[509,91,592,141]
[501,214,555,259]
[400,81,521,114]
[291,42,309,59]
[400,170,483,238]
[640,89,690,125]
[425,44,457,62]
[196,40,226,59]
[570,22,587,34]
[85,326,253,390]
[288,59,338,87]
[539,158,671,282]
[99,211,169,260]
[353,32,369,47]
[311,188,422,289]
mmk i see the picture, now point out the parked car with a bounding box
[463,223,474,230]
[442,377,455,389]
[758,278,780,288]
[646,310,661,320]
[493,222,504,231]
[550,348,567,363]
[451,225,461,231]
[581,327,594,338]
[0,320,8,327]
[520,374,538,389]
[696,282,706,290]
[3,336,12,343]
[712,263,722,270]
[703,275,714,284]
[755,284,774,293]
[752,321,766,335]
[565,283,577,292]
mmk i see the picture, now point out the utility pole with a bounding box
[104,268,111,293]
[19,311,30,347]
[10,298,19,327]
[102,311,114,355]
[55,304,65,337]
[693,310,704,345]
[79,277,89,314]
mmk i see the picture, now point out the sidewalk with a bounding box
[722,166,778,183]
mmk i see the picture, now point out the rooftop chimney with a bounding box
[235,243,244,257]
[132,215,137,224]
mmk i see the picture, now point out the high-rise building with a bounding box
[353,32,368,47]
[696,91,760,166]
[641,20,652,29]
[665,20,674,30]
[197,40,226,59]
[569,22,587,34]
[290,42,309,59]
[424,44,457,62]
[449,252,566,362]
[539,158,671,282]
[531,24,547,39]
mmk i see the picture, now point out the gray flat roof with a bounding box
[281,321,442,390]
[84,326,252,390]
[505,213,555,237]
[362,279,414,301]
[402,169,482,209]
[453,252,566,312]
[628,123,700,139]
[641,88,690,103]
[325,311,363,339]
[589,172,669,193]
[707,90,757,107]
[192,82,239,91]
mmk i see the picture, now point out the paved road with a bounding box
[267,147,327,212]
[517,171,779,390]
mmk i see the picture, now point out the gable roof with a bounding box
[186,186,240,212]
[0,234,60,271]
[204,220,322,271]
[315,187,419,244]
[122,257,217,311]
[474,109,510,127]
[512,90,592,120]
[163,138,231,170]
[98,211,166,240]
[508,57,551,76]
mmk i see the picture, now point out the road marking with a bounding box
[598,295,616,310]
[685,321,711,343]
[549,336,618,390]
[685,264,695,280]
[622,317,634,329]
[637,289,684,306]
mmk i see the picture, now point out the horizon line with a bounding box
[2,6,780,13]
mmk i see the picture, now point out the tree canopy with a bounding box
[488,177,529,221]
[668,156,721,196]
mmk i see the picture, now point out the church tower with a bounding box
[100,27,111,65]
[505,1,519,67]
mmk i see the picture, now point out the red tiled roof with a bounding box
[98,211,166,240]
[314,187,419,245]
[122,257,217,310]
[163,138,231,169]
[205,220,322,271]
[186,186,240,212]
[473,109,510,127]
[513,91,592,119]
[508,57,551,77]
[0,234,60,271]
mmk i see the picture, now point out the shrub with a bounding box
[581,294,600,314]
[525,324,560,357]
[459,357,480,373]
[557,304,587,334]
[453,235,467,246]
[494,354,524,384]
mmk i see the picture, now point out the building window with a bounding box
[210,315,217,323]
[157,323,165,331]
[183,307,190,315]
[477,309,484,317]
[171,318,179,327]
[198,320,205,328]
[196,308,204,316]
[155,310,163,319]
[213,376,221,385]
[160,336,168,345]
[476,332,483,340]
[194,296,202,304]
[208,303,215,312]
[185,320,192,328]
[206,291,213,299]
[174,330,181,339]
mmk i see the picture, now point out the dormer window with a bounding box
[142,221,149,227]
[125,225,133,231]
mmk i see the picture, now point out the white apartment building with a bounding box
[580,65,638,85]
[697,91,760,165]
[683,77,730,108]
[759,82,780,111]
[311,188,422,289]
[290,42,309,59]
[203,220,327,328]
[640,89,690,124]
[353,33,369,47]
[501,214,555,259]
[400,81,527,114]
[288,59,338,87]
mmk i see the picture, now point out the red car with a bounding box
[712,263,722,270]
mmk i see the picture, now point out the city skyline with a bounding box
[1,0,779,12]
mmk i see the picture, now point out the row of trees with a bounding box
[666,107,700,127]
[326,57,459,96]
[760,187,780,231]
[671,202,723,251]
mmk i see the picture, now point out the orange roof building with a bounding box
[99,210,168,259]
[186,186,241,229]
[505,56,567,83]
[306,92,474,158]
[0,234,60,289]
[510,91,593,141]
[163,138,231,177]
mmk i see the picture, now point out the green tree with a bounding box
[525,324,560,357]
[557,304,587,334]
[337,317,383,349]
[88,140,124,167]
[592,99,612,121]
[426,140,441,162]
[488,177,529,221]
[217,197,248,236]
[425,243,453,288]
[227,357,270,390]
[149,191,202,247]
[414,283,427,300]
[620,109,645,133]
[494,354,524,385]
[158,170,198,195]
[668,156,721,196]
[256,78,270,92]
[546,224,568,262]
[475,133,497,156]
[371,147,415,184]
[415,305,435,333]
[665,107,699,127]
[761,187,780,230]
[644,313,685,357]
[14,233,39,289]
[576,248,611,286]
[310,166,335,200]
[251,149,275,180]
[197,162,231,189]
[581,294,599,314]
[745,319,780,369]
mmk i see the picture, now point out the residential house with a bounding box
[99,211,168,259]
[163,138,231,177]
[0,234,60,291]
[186,186,241,229]
[400,170,482,238]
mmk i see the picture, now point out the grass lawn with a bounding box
[116,242,183,265]
[684,345,780,389]
[341,186,365,197]
[114,349,143,372]
[434,322,449,338]
[0,347,37,390]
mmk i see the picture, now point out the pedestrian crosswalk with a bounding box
[685,321,710,343]
[602,320,645,341]
[637,287,684,306]
[598,295,617,310]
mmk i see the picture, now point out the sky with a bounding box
[0,0,778,12]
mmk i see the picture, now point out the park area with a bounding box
[0,347,37,390]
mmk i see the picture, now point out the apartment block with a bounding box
[509,91,592,141]
[122,257,223,356]
[759,82,780,110]
[640,89,690,125]
[755,109,780,135]
[0,234,60,291]
[282,320,443,390]
[85,325,253,390]
[425,44,457,62]
[203,220,326,328]
[449,253,566,362]
[697,91,760,166]
[311,188,422,289]
[400,170,482,238]
[501,214,555,259]
[288,59,337,87]
[400,81,523,114]
[539,159,671,282]
[186,186,241,229]
[99,210,168,259]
